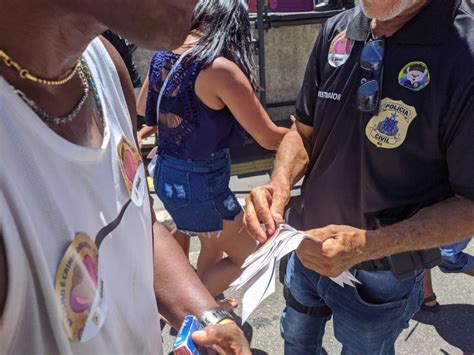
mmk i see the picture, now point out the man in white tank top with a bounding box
[0,0,250,353]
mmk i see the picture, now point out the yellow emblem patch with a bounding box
[365,98,417,149]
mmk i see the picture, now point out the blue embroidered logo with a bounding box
[377,113,400,137]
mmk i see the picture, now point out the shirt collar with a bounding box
[346,0,461,45]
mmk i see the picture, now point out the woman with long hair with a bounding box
[137,0,288,309]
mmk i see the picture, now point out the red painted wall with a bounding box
[249,0,314,13]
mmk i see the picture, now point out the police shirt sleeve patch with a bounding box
[365,98,417,149]
[398,61,430,91]
[328,29,354,68]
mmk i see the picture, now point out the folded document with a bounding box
[231,224,360,324]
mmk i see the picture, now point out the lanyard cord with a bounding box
[95,199,133,249]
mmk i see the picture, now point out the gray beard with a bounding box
[360,0,419,21]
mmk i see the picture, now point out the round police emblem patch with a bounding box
[398,61,430,91]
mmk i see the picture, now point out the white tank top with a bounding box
[0,38,163,354]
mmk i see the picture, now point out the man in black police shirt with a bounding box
[245,0,474,353]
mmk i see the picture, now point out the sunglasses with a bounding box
[356,38,385,114]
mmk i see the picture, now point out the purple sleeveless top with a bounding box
[145,51,245,159]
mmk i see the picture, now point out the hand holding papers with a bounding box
[231,224,360,324]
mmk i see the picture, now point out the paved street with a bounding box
[154,174,474,355]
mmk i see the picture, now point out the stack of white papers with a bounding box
[231,224,360,324]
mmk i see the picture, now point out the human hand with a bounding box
[192,323,251,355]
[244,182,290,243]
[296,224,370,277]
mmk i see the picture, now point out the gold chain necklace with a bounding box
[0,49,80,86]
[11,57,104,128]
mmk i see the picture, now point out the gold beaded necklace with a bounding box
[0,49,80,86]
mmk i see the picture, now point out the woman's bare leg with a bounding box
[423,269,439,307]
[196,236,239,311]
[196,212,257,297]
[423,269,434,298]
[197,234,224,280]
[173,229,191,258]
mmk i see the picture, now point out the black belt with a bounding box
[283,285,332,318]
[355,249,441,280]
[356,257,391,272]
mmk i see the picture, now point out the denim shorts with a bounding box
[153,149,242,233]
[280,252,424,355]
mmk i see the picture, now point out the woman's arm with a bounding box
[136,75,149,118]
[196,57,289,150]
[135,75,157,147]
[137,125,156,148]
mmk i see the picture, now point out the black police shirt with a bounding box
[296,0,474,230]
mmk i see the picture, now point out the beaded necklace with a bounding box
[80,57,104,126]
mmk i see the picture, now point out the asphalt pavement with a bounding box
[154,173,474,355]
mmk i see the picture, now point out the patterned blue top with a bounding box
[145,51,245,159]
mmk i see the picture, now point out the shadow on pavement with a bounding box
[414,304,474,353]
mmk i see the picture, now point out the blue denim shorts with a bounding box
[153,149,242,233]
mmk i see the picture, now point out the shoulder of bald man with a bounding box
[99,36,139,144]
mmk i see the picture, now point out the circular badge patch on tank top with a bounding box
[117,137,146,206]
[328,29,354,68]
[54,233,108,342]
